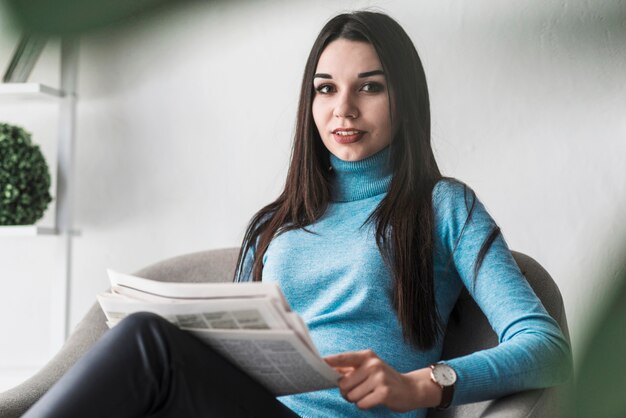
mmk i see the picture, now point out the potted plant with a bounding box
[0,122,52,225]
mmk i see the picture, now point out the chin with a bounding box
[333,151,363,162]
[338,149,379,162]
[326,144,366,162]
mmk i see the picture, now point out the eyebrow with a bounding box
[313,70,385,79]
[358,70,384,78]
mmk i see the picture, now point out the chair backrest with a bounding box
[135,247,239,283]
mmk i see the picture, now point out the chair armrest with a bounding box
[428,384,569,417]
[0,303,107,418]
[479,388,557,418]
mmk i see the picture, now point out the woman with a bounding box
[24,10,571,418]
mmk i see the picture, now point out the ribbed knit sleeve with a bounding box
[432,180,572,405]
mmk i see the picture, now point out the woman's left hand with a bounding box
[324,349,441,412]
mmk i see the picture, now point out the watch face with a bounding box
[432,364,457,386]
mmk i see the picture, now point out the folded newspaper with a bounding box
[98,270,340,395]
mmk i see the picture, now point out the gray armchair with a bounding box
[0,248,569,417]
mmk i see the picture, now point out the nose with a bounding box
[333,91,359,119]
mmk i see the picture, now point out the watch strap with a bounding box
[429,364,455,410]
[438,383,454,409]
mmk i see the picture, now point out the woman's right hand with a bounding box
[324,350,442,412]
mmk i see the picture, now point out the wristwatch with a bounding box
[429,363,457,409]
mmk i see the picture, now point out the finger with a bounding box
[345,374,379,404]
[339,357,380,393]
[333,366,355,375]
[338,365,371,397]
[325,352,366,367]
[355,386,389,410]
[324,350,377,368]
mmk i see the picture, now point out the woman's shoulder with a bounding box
[431,178,497,241]
[432,177,476,214]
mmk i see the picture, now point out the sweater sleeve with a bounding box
[433,179,572,405]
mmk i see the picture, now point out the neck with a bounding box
[329,147,393,202]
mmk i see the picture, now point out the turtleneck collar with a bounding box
[329,146,393,202]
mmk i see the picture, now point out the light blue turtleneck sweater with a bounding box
[247,147,571,418]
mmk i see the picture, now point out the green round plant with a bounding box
[0,122,52,225]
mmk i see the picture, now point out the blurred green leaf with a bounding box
[3,0,180,35]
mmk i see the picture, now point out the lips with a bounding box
[332,128,365,144]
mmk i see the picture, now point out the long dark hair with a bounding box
[234,11,496,350]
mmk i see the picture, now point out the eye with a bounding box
[360,82,384,93]
[315,84,335,94]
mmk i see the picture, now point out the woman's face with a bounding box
[312,39,395,162]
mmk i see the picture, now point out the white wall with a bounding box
[1,0,625,390]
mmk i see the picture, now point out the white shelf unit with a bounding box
[0,84,63,237]
[0,225,57,236]
[0,38,79,346]
[0,82,64,98]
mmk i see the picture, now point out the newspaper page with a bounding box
[100,269,340,396]
[281,311,320,356]
[98,293,289,331]
[107,269,290,310]
[189,328,340,395]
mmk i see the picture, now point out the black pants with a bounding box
[24,312,301,418]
